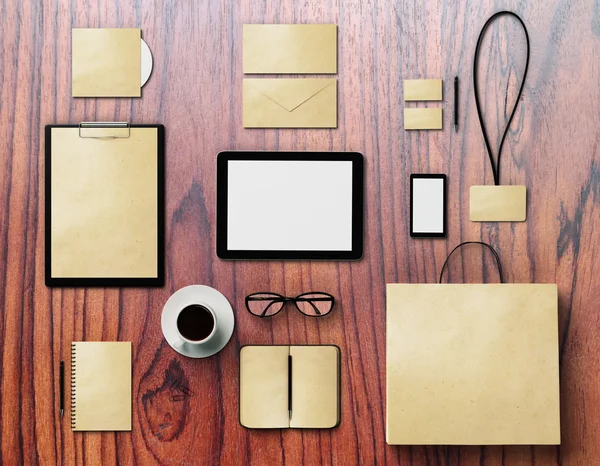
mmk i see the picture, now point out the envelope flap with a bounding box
[247,79,335,112]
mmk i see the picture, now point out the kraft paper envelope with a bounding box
[470,185,527,221]
[386,284,560,445]
[243,24,337,74]
[47,126,162,283]
[243,78,337,128]
[404,108,443,130]
[404,79,443,101]
[72,28,141,97]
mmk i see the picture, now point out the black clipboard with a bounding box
[45,123,165,287]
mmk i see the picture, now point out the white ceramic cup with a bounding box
[175,303,218,345]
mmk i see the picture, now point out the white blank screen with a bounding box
[412,178,445,233]
[227,160,353,251]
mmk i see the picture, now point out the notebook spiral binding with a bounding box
[71,343,77,429]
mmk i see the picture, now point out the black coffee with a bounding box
[177,305,215,341]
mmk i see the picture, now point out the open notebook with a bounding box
[71,342,132,431]
[239,345,340,429]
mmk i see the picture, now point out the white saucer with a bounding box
[161,285,235,358]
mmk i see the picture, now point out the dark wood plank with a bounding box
[0,0,599,464]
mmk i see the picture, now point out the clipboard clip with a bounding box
[79,122,130,139]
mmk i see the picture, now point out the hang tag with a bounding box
[470,185,526,222]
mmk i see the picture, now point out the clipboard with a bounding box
[45,123,165,287]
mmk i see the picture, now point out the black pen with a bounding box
[59,361,64,418]
[288,355,292,420]
[454,76,459,132]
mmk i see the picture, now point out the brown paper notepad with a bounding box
[71,342,132,431]
[240,345,340,429]
[386,284,560,445]
[45,124,165,287]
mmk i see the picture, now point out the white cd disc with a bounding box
[141,38,153,87]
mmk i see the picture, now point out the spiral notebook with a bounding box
[71,342,132,431]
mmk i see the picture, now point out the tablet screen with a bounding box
[227,160,353,251]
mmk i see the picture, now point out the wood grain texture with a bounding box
[1,0,599,464]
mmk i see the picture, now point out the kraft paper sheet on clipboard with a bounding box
[45,123,165,287]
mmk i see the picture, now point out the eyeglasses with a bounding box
[245,292,335,318]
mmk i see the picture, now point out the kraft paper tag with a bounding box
[470,185,527,222]
[404,108,442,130]
[404,79,443,101]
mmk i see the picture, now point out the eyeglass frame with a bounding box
[245,292,335,318]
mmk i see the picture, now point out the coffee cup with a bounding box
[176,303,217,344]
[161,285,235,359]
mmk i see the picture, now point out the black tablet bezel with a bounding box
[410,173,447,238]
[216,151,364,260]
[45,124,165,287]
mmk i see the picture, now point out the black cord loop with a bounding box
[439,241,504,284]
[473,11,530,186]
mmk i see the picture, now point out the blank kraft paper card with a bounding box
[72,28,141,97]
[404,108,443,130]
[404,79,443,101]
[243,24,337,74]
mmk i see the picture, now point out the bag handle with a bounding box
[439,241,504,284]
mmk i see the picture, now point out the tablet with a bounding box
[216,152,363,260]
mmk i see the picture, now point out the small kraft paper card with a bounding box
[404,79,443,101]
[404,108,443,130]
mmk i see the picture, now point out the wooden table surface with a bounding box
[1,0,599,464]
